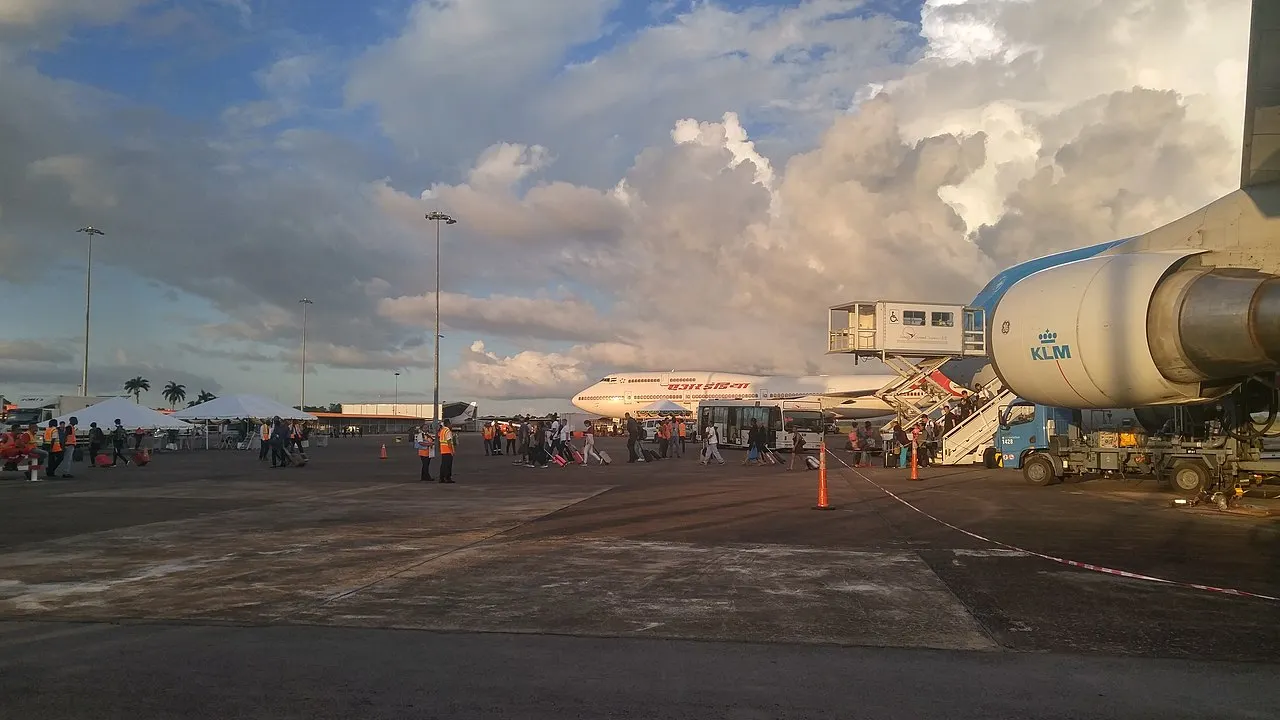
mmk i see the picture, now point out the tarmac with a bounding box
[1,435,1278,718]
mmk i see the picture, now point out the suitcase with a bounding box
[804,455,820,470]
[599,450,612,465]
[642,448,660,462]
[572,450,584,464]
[551,453,567,467]
[290,451,309,467]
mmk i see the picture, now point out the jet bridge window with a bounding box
[903,310,925,326]
[931,311,954,327]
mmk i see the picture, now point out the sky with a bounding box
[0,0,1255,414]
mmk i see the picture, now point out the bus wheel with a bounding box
[982,447,999,469]
[1171,461,1208,496]
[1022,454,1056,487]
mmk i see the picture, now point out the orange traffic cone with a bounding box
[814,441,833,511]
[379,443,388,460]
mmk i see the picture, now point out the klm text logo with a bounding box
[1030,330,1071,361]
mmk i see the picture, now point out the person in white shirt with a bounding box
[580,420,602,465]
[700,424,725,465]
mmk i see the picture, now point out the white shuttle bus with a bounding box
[697,400,823,451]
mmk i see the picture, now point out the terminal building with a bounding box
[309,401,478,436]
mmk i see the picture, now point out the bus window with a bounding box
[931,311,954,327]
[783,411,823,434]
[903,310,925,326]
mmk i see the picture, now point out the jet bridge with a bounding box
[827,300,990,442]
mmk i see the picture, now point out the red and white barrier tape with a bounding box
[823,449,1280,602]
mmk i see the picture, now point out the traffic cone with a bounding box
[379,443,388,460]
[909,441,920,481]
[814,441,833,511]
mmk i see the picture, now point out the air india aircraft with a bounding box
[571,370,965,419]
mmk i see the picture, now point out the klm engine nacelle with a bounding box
[988,250,1280,409]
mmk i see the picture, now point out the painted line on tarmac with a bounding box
[823,450,1280,603]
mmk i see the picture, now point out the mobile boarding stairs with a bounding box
[827,300,1015,466]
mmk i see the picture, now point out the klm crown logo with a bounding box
[1030,329,1071,361]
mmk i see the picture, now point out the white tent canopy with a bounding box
[171,394,317,421]
[638,399,692,415]
[52,396,193,430]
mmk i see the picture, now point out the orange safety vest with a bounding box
[65,425,77,446]
[439,427,455,454]
[482,426,493,441]
[44,427,62,453]
[416,431,434,458]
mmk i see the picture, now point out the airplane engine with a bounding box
[986,250,1280,409]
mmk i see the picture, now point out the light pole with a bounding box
[425,211,456,428]
[76,226,105,396]
[394,372,400,414]
[299,298,313,410]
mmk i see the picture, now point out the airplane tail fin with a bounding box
[928,370,968,397]
[1241,0,1280,187]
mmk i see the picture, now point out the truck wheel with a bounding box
[1022,454,1056,486]
[983,447,999,469]
[1171,462,1208,495]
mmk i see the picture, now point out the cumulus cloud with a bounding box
[0,0,1255,407]
[451,341,591,400]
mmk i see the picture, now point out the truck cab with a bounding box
[993,400,1079,469]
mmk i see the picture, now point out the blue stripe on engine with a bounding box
[970,238,1133,314]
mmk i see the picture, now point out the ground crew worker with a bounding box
[61,417,79,478]
[25,423,47,466]
[259,420,271,460]
[482,422,493,456]
[437,419,456,483]
[504,424,516,456]
[44,420,64,476]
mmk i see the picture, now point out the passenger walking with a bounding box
[787,426,806,471]
[110,419,130,466]
[87,422,105,466]
[415,422,436,482]
[700,423,725,465]
[581,420,602,465]
[625,414,641,463]
[437,419,456,483]
[270,417,291,467]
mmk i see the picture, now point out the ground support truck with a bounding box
[993,400,1280,499]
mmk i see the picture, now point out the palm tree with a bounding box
[162,381,187,409]
[124,376,150,404]
[195,390,217,404]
